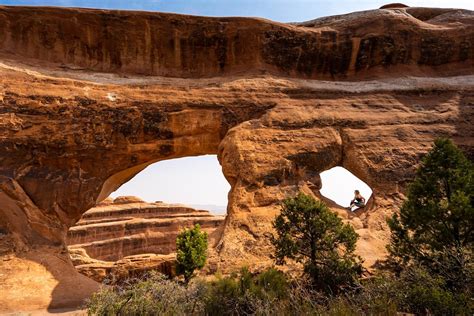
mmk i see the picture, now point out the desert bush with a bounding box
[203,267,289,315]
[87,267,473,316]
[86,272,204,316]
[342,267,473,316]
[394,266,472,315]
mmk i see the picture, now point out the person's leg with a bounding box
[354,201,365,208]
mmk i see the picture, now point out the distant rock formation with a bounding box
[67,197,225,282]
[69,248,176,283]
[380,3,409,9]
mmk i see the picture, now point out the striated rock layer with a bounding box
[0,5,473,313]
[0,6,473,79]
[66,196,224,281]
[69,248,176,283]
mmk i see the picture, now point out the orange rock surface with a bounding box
[66,196,224,282]
[0,4,473,312]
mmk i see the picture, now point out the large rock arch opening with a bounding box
[66,155,230,282]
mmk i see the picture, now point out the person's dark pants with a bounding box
[349,201,365,210]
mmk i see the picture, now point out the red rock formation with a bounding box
[0,6,472,80]
[66,196,224,281]
[380,3,409,9]
[0,5,473,313]
[69,248,176,283]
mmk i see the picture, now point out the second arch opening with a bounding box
[319,166,373,211]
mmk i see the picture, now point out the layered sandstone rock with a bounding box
[66,196,224,281]
[0,5,473,313]
[69,248,176,283]
[0,5,472,80]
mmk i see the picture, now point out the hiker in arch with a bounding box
[348,190,365,210]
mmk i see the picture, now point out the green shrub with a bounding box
[395,266,472,315]
[85,266,472,315]
[203,267,290,316]
[254,267,288,299]
[345,267,473,316]
[86,272,204,316]
[176,224,208,284]
[272,192,363,294]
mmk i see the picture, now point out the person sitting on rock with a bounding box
[348,190,365,210]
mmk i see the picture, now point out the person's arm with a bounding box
[361,197,366,203]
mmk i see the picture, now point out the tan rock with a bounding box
[67,198,224,272]
[72,251,176,283]
[112,196,145,204]
[0,5,473,312]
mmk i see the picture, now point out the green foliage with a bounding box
[203,267,288,315]
[350,267,473,316]
[86,267,472,315]
[254,267,288,298]
[86,272,204,316]
[176,224,208,283]
[272,192,363,294]
[395,266,472,315]
[387,138,473,292]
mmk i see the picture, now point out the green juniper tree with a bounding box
[387,138,473,292]
[176,224,208,284]
[272,192,363,294]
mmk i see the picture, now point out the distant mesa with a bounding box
[380,3,409,9]
[112,195,145,204]
[97,197,114,206]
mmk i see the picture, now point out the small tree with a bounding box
[272,192,363,294]
[387,138,473,292]
[176,224,208,284]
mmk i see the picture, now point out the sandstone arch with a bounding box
[0,5,473,312]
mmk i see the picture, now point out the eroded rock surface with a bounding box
[0,5,473,313]
[69,248,176,283]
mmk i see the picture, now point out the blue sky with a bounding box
[1,0,468,209]
[0,0,472,22]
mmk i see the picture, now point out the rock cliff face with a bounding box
[0,5,473,312]
[0,6,472,79]
[66,196,223,282]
